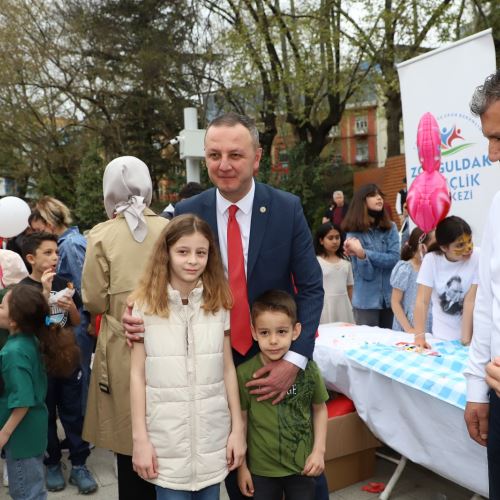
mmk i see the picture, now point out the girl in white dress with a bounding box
[314,222,354,324]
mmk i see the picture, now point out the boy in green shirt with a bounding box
[237,290,328,500]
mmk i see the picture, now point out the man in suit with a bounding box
[124,112,326,499]
[176,113,323,372]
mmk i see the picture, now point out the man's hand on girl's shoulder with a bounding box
[122,303,145,347]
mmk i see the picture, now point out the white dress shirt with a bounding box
[465,191,500,402]
[216,180,254,276]
[215,179,307,370]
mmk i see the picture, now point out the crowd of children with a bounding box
[0,180,480,500]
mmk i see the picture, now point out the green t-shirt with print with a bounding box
[237,353,329,477]
[0,333,48,459]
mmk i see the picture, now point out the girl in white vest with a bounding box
[130,214,246,500]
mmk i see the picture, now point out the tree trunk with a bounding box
[385,91,402,157]
[258,111,277,160]
[305,128,329,162]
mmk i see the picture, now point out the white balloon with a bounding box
[0,196,31,238]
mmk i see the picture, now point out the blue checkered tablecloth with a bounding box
[346,340,468,410]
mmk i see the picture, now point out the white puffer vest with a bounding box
[138,284,230,490]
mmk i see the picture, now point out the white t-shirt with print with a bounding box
[417,250,479,341]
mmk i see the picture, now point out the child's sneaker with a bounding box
[69,465,98,494]
[46,463,66,492]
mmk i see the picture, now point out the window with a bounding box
[355,140,369,163]
[355,115,368,135]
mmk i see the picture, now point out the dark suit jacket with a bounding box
[175,181,324,365]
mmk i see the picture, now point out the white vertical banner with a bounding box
[397,29,496,242]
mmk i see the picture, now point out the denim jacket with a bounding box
[57,227,93,407]
[57,226,87,295]
[347,222,399,309]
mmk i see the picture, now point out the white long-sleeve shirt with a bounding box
[464,191,500,403]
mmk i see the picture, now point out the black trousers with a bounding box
[489,391,500,500]
[44,371,90,466]
[353,307,394,329]
[225,469,329,500]
[252,474,315,500]
[116,453,156,500]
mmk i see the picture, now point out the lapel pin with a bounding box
[260,206,267,213]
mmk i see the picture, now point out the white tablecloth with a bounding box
[313,323,488,497]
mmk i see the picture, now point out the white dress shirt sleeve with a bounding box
[464,195,497,403]
[283,350,308,370]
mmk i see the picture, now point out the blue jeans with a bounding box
[155,483,220,500]
[5,450,47,500]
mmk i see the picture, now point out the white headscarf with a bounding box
[103,156,153,243]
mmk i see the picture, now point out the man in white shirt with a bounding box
[464,69,500,499]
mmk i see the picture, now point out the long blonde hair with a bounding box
[132,214,232,317]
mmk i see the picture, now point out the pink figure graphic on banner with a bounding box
[406,112,451,233]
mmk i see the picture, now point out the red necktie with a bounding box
[227,205,252,355]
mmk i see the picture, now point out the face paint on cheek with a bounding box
[452,234,473,256]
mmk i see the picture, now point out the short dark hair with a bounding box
[251,289,297,325]
[22,232,58,259]
[207,112,260,149]
[470,70,500,116]
[428,216,472,254]
[178,182,204,200]
[28,209,43,226]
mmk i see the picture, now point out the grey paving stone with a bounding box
[0,448,483,500]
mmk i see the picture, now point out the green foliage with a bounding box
[202,0,369,160]
[256,144,351,232]
[0,0,487,202]
[75,144,107,230]
[343,0,465,156]
[0,0,198,201]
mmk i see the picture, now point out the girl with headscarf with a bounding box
[81,156,167,500]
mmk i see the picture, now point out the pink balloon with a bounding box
[407,112,451,232]
[406,171,451,233]
[417,112,441,173]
